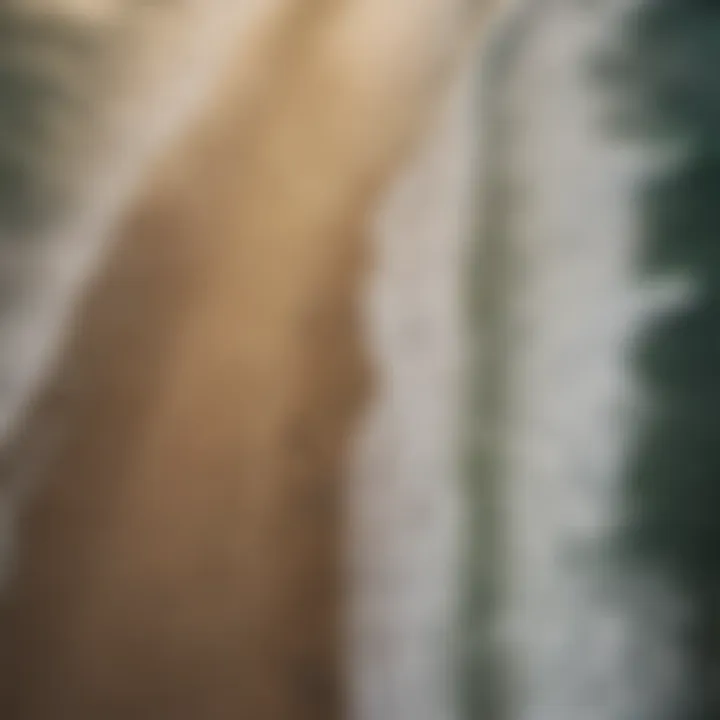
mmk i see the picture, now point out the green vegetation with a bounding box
[599,3,720,717]
[0,7,104,231]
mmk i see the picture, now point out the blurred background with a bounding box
[0,2,719,720]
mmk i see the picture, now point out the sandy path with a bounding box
[0,3,482,718]
[0,12,368,719]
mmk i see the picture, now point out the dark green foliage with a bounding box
[0,7,104,232]
[597,2,720,717]
[593,2,720,145]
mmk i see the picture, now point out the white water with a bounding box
[349,60,479,720]
[496,2,692,719]
[352,2,700,719]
